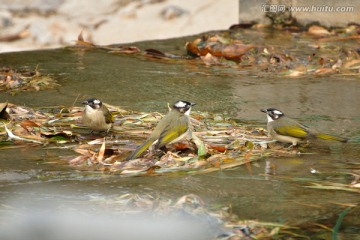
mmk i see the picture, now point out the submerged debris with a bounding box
[88,193,295,239]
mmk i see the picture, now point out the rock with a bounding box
[0,10,12,29]
[160,5,188,20]
[0,0,64,14]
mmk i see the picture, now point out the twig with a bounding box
[4,124,43,144]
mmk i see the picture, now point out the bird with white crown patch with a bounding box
[126,100,196,160]
[82,98,114,133]
[261,108,348,146]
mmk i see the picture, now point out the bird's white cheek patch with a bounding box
[85,105,96,113]
[93,99,101,105]
[273,110,283,115]
[267,115,274,122]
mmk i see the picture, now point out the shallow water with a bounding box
[0,29,360,238]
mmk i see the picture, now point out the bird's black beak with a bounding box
[260,109,267,113]
[191,102,196,107]
[82,100,89,105]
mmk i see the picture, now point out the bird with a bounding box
[82,98,114,133]
[126,100,196,160]
[260,108,347,146]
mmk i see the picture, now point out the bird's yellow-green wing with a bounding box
[126,138,156,160]
[126,113,189,160]
[273,124,309,138]
[103,107,114,124]
[156,117,189,148]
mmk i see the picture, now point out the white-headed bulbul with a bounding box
[261,108,347,146]
[126,100,196,160]
[82,98,114,132]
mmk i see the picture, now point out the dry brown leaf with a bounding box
[108,46,141,54]
[20,120,40,131]
[144,49,167,58]
[343,59,360,69]
[319,35,360,42]
[314,68,336,75]
[69,155,88,165]
[76,30,95,47]
[201,53,220,66]
[207,43,255,60]
[208,144,226,153]
[97,138,106,164]
[308,25,331,37]
[0,27,30,42]
[185,38,207,56]
[0,102,10,120]
[74,148,95,156]
[172,142,192,150]
[145,165,161,175]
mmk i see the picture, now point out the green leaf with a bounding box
[197,142,207,157]
[191,132,207,157]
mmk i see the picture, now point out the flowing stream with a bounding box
[0,29,359,239]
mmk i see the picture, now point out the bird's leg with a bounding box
[287,142,298,149]
[145,145,161,158]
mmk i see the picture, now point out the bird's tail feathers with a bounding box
[126,139,154,160]
[316,133,348,143]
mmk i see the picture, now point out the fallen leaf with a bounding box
[208,144,226,153]
[173,142,192,150]
[144,48,167,58]
[244,141,254,175]
[75,30,95,47]
[74,148,95,156]
[207,154,224,167]
[308,25,331,37]
[0,26,30,42]
[207,43,256,61]
[146,165,161,175]
[4,124,43,144]
[97,138,106,164]
[108,46,141,54]
[69,155,88,165]
[314,68,336,75]
[185,38,207,56]
[201,53,220,66]
[20,120,40,131]
[319,35,360,42]
[332,59,342,69]
[343,59,360,69]
[0,103,10,120]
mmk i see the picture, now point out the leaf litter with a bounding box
[0,101,294,175]
[70,24,360,77]
[0,66,59,94]
[3,99,358,201]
